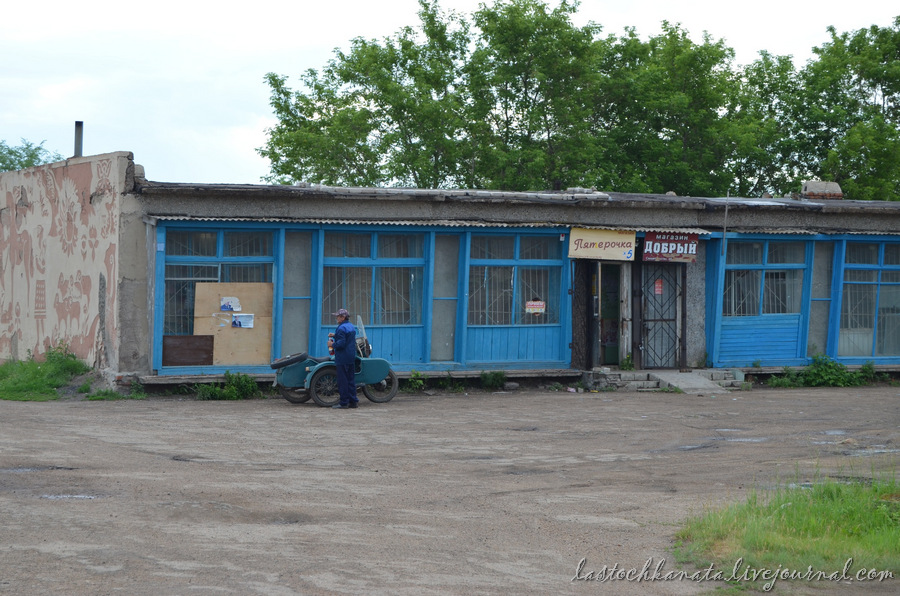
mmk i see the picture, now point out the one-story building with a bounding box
[3,152,899,384]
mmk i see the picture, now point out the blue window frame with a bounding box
[723,241,806,316]
[838,242,900,357]
[162,228,274,335]
[321,232,426,326]
[467,235,563,325]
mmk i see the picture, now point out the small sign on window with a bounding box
[526,300,546,314]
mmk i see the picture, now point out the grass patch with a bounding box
[193,371,262,400]
[480,370,506,390]
[402,370,427,393]
[674,473,899,591]
[0,344,90,401]
[768,355,888,388]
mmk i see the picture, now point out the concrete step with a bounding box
[587,367,745,393]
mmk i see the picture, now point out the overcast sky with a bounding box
[2,0,896,185]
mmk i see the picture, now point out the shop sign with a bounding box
[525,300,546,314]
[643,232,698,263]
[568,228,635,260]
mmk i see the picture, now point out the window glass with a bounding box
[763,270,803,314]
[520,236,561,260]
[839,284,876,356]
[468,266,513,324]
[723,270,760,316]
[325,233,371,258]
[323,267,372,323]
[377,267,423,324]
[163,265,218,335]
[767,242,805,264]
[166,231,216,256]
[845,243,878,264]
[726,242,763,265]
[844,270,877,283]
[225,232,273,257]
[378,234,423,259]
[471,236,515,260]
[516,267,559,324]
[222,264,272,283]
[884,244,900,265]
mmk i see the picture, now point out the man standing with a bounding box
[328,309,358,409]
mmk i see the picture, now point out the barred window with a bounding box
[166,231,216,256]
[225,232,273,257]
[163,265,218,335]
[840,242,900,356]
[468,266,513,325]
[325,233,371,258]
[723,241,805,316]
[468,235,563,326]
[163,229,275,337]
[322,232,424,325]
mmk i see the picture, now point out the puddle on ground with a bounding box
[40,494,99,500]
[849,448,900,457]
[0,466,77,473]
[823,430,847,436]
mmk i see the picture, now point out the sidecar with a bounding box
[270,318,399,407]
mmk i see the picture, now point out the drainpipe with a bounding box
[74,121,83,157]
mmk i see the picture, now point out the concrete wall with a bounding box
[0,152,138,382]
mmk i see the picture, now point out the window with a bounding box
[468,235,563,325]
[723,241,805,316]
[163,230,274,335]
[322,232,424,325]
[839,242,900,356]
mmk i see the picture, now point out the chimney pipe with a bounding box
[74,121,83,157]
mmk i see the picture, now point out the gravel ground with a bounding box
[1,385,898,595]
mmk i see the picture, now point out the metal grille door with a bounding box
[641,263,681,368]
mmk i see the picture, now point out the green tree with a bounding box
[0,139,63,173]
[724,51,802,198]
[792,17,900,200]
[467,0,600,190]
[589,22,736,196]
[259,0,900,200]
[259,0,471,187]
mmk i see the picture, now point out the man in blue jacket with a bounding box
[328,309,358,409]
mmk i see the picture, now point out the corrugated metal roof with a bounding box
[147,215,710,235]
[725,228,900,236]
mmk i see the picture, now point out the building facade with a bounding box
[2,151,899,383]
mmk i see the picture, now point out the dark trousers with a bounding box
[336,362,357,406]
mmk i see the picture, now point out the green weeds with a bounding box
[193,371,262,400]
[768,355,889,388]
[675,472,900,591]
[402,370,427,393]
[0,344,90,401]
[480,370,506,390]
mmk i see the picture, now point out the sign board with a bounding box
[642,232,698,263]
[568,228,635,260]
[525,300,546,314]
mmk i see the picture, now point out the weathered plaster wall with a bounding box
[0,152,134,379]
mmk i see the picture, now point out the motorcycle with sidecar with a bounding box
[270,317,399,407]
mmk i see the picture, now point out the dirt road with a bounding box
[1,386,897,595]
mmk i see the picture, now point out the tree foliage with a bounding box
[260,1,900,200]
[0,139,63,173]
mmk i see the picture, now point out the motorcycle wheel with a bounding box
[270,352,308,369]
[309,368,341,407]
[279,386,310,404]
[362,370,399,403]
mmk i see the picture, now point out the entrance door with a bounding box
[641,263,682,368]
[589,262,624,367]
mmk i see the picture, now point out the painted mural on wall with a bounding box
[0,159,119,366]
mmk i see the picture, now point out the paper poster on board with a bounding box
[221,297,242,311]
[231,314,254,328]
